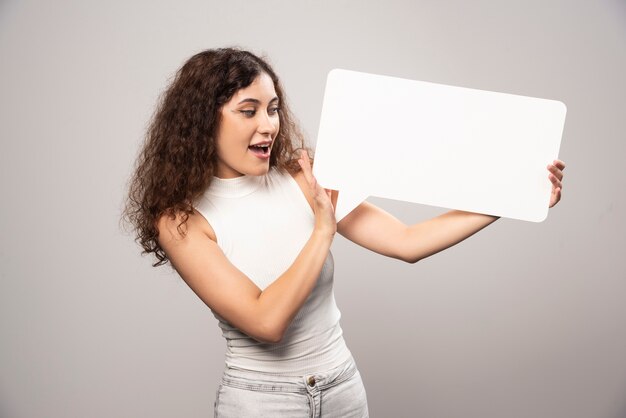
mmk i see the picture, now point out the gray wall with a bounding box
[1,1,625,417]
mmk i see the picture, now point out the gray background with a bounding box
[1,0,625,417]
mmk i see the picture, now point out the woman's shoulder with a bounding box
[156,208,218,244]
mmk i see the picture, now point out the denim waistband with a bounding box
[220,355,357,394]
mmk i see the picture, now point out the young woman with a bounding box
[122,47,566,417]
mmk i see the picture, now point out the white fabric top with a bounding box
[193,166,352,375]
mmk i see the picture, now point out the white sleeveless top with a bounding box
[193,166,353,375]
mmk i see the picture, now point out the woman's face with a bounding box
[214,72,280,178]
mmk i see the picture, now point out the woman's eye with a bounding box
[240,108,280,117]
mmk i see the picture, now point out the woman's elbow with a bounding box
[396,245,420,264]
[402,253,421,264]
[397,249,420,264]
[255,322,284,344]
[252,334,281,344]
[261,330,283,344]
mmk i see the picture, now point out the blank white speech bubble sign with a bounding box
[312,69,567,223]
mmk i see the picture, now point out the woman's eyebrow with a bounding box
[237,97,279,105]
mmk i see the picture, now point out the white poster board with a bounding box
[313,69,567,222]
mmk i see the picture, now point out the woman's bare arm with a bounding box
[336,202,498,263]
[399,210,499,263]
[157,212,333,344]
[336,159,565,263]
[158,151,336,344]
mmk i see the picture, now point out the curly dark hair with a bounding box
[120,47,313,267]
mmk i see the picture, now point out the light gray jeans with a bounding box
[213,356,369,417]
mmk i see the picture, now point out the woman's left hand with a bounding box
[547,159,566,208]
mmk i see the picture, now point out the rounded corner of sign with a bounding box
[327,68,344,81]
[533,210,549,223]
[556,100,567,116]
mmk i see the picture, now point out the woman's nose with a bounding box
[257,111,278,135]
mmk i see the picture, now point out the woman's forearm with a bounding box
[402,210,500,263]
[256,230,334,342]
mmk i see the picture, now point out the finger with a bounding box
[326,189,335,211]
[547,164,563,181]
[549,173,563,189]
[299,151,324,197]
[301,150,313,173]
[553,159,566,170]
[302,151,322,190]
[298,151,314,187]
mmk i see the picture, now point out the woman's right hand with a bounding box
[297,150,337,238]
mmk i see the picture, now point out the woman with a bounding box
[122,47,565,417]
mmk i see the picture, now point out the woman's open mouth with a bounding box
[248,144,271,159]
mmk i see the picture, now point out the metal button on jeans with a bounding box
[307,376,316,386]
